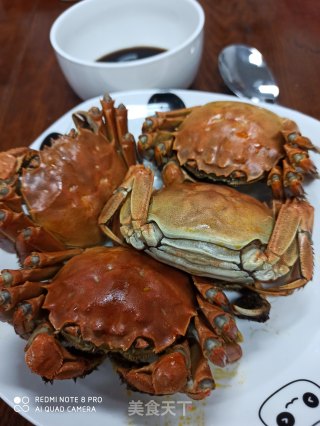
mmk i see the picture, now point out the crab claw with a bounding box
[117,344,190,396]
[25,323,103,380]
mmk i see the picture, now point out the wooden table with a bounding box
[1,0,320,424]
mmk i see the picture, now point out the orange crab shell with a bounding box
[21,130,128,248]
[174,101,298,182]
[43,246,196,353]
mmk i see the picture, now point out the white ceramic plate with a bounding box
[1,90,319,426]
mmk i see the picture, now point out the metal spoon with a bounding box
[127,92,186,119]
[218,44,279,103]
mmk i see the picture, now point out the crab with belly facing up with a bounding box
[0,246,247,400]
[99,164,314,300]
[138,101,319,199]
[0,94,137,261]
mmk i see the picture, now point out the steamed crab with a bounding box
[99,164,314,298]
[0,246,245,400]
[138,101,319,198]
[0,94,137,260]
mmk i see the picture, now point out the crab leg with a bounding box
[193,276,271,322]
[119,133,138,168]
[23,248,83,268]
[0,281,45,312]
[25,323,103,380]
[141,106,197,133]
[0,205,68,261]
[15,226,67,261]
[0,266,60,287]
[284,144,318,175]
[142,116,185,133]
[231,290,271,322]
[253,198,314,295]
[0,184,23,212]
[185,339,215,400]
[266,199,313,261]
[99,165,154,244]
[13,294,45,338]
[0,207,35,241]
[193,315,242,368]
[192,276,232,311]
[267,166,284,200]
[282,159,304,197]
[162,160,196,185]
[72,108,103,136]
[138,106,197,166]
[73,94,137,170]
[268,130,319,198]
[101,96,138,168]
[138,132,175,166]
[282,130,320,153]
[196,295,241,342]
[100,94,120,146]
[0,147,33,180]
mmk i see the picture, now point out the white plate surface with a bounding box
[1,90,320,426]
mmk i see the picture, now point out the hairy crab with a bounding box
[0,94,137,260]
[0,246,245,400]
[138,101,319,198]
[99,164,314,298]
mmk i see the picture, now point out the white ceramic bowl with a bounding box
[50,0,205,100]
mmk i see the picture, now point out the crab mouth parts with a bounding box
[184,162,252,186]
[61,326,160,362]
[110,349,158,366]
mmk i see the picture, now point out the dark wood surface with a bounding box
[1,0,320,424]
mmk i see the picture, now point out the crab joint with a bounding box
[204,337,242,367]
[214,315,240,341]
[29,254,40,267]
[143,118,153,129]
[0,290,11,308]
[0,282,44,311]
[24,249,83,268]
[204,338,228,367]
[197,296,241,342]
[0,266,60,287]
[285,131,319,152]
[0,187,9,197]
[185,339,215,399]
[0,270,14,287]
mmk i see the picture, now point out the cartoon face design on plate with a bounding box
[259,380,320,426]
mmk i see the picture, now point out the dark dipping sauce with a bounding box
[96,46,166,63]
